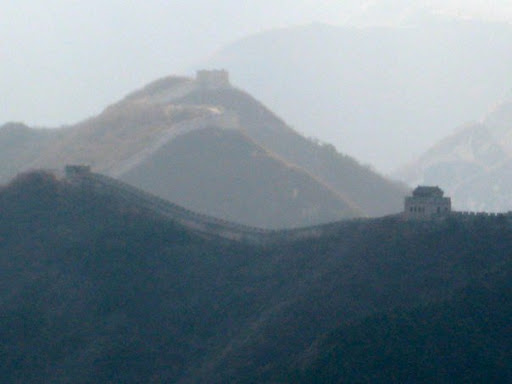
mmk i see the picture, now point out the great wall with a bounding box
[64,165,512,245]
[107,69,240,177]
[65,166,346,245]
[130,69,231,105]
[108,110,239,177]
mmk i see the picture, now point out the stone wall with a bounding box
[64,169,356,245]
[108,110,239,177]
[404,196,451,219]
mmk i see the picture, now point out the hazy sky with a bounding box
[2,1,512,127]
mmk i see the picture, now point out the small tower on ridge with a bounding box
[196,69,230,89]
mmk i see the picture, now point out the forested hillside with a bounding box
[1,172,511,382]
[294,261,512,382]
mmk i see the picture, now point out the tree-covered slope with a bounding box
[0,172,268,383]
[294,261,512,383]
[187,214,512,383]
[2,172,512,382]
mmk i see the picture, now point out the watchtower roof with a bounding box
[412,186,444,198]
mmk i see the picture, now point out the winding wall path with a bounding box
[67,171,350,245]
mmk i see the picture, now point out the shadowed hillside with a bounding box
[293,262,512,383]
[1,172,511,382]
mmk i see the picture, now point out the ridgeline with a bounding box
[1,171,512,383]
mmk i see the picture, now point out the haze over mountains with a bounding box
[0,73,406,228]
[398,99,512,212]
[203,20,512,172]
[4,1,512,128]
[4,5,512,176]
[4,3,512,382]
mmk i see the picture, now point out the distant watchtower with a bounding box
[196,69,230,89]
[65,165,91,179]
[404,186,451,219]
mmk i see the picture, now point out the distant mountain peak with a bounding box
[396,99,512,212]
[0,69,406,226]
[124,69,232,106]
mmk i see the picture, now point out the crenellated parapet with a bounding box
[66,169,356,244]
[61,168,512,243]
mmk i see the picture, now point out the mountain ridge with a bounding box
[170,84,406,216]
[2,170,511,383]
[0,71,406,227]
[203,20,512,171]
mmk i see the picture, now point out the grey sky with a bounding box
[2,1,511,127]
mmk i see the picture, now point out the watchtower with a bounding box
[65,165,91,179]
[404,186,451,219]
[196,69,230,89]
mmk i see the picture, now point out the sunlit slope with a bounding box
[0,90,212,179]
[0,73,405,226]
[176,86,407,216]
[121,127,360,228]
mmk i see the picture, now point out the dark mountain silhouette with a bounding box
[1,172,511,382]
[0,72,406,228]
[294,261,512,383]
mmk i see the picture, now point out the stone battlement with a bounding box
[65,169,355,244]
[404,185,451,219]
